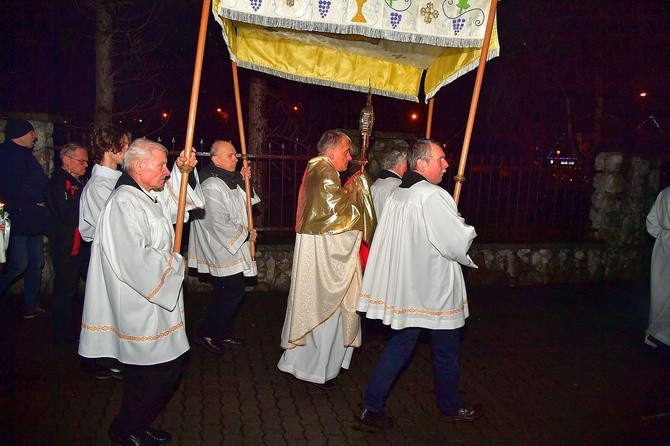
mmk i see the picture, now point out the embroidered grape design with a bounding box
[390,12,402,29]
[250,0,262,11]
[452,18,465,34]
[318,0,331,18]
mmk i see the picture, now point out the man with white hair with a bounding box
[79,138,202,446]
[45,142,90,343]
[371,149,407,217]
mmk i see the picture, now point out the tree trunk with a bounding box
[248,74,269,227]
[94,0,115,129]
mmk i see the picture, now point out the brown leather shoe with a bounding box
[358,408,394,430]
[193,334,224,354]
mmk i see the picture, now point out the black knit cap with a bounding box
[5,119,35,140]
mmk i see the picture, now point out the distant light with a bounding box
[293,106,299,111]
[556,150,561,155]
[410,112,418,121]
[138,119,143,123]
[217,107,222,113]
[640,92,647,98]
[162,112,168,118]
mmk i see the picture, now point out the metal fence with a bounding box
[181,146,595,244]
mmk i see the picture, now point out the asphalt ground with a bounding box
[1,279,670,445]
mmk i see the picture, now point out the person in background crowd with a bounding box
[0,119,50,319]
[45,142,90,343]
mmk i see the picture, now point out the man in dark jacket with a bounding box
[45,143,90,342]
[0,119,50,318]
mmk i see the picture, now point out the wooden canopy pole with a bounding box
[231,61,256,259]
[425,97,435,138]
[452,0,498,205]
[174,0,211,252]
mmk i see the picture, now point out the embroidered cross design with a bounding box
[420,2,439,24]
[286,0,294,5]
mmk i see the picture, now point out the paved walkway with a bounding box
[2,280,670,445]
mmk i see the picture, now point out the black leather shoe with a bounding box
[312,379,335,390]
[217,337,245,348]
[443,404,483,422]
[193,333,225,354]
[143,427,172,444]
[358,408,394,430]
[109,431,156,446]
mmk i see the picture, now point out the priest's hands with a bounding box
[248,228,257,242]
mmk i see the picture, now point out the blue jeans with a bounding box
[0,235,44,310]
[363,327,462,415]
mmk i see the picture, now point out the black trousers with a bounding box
[51,259,88,342]
[110,356,182,437]
[197,272,245,340]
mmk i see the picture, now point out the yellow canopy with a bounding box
[212,0,499,103]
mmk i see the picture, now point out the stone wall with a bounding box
[185,241,649,292]
[0,133,660,293]
[590,152,659,246]
[185,152,660,291]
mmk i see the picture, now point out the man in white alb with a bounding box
[356,138,482,429]
[188,140,259,354]
[371,149,407,216]
[78,138,202,445]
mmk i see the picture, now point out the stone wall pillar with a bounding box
[588,152,659,280]
[590,152,658,245]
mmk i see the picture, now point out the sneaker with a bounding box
[443,404,483,422]
[358,408,394,430]
[23,307,52,319]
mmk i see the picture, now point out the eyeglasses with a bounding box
[66,155,89,165]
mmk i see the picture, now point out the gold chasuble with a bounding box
[280,156,375,349]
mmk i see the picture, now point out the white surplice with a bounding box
[646,186,670,346]
[79,164,121,242]
[358,180,477,330]
[79,163,201,242]
[371,173,401,217]
[187,177,259,277]
[78,175,204,366]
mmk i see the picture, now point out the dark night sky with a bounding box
[1,1,670,157]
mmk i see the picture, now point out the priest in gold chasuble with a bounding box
[278,130,375,388]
